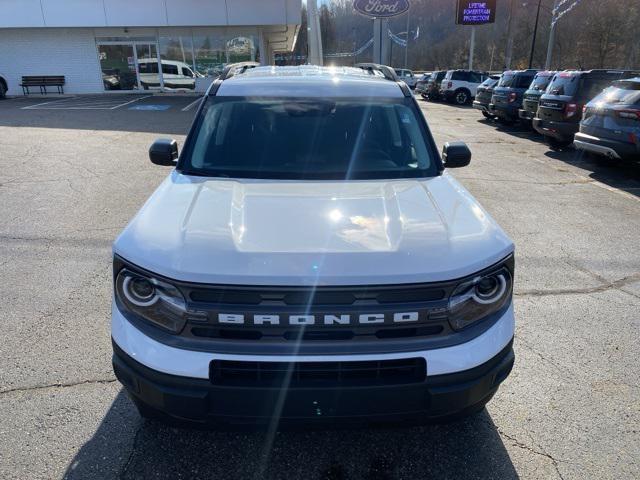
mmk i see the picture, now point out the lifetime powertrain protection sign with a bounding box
[456,0,496,25]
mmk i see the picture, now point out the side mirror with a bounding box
[149,138,178,166]
[442,141,471,168]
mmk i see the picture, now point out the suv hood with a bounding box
[114,171,513,286]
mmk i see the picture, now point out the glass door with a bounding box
[98,44,139,91]
[135,43,160,91]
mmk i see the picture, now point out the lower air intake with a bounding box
[210,358,426,387]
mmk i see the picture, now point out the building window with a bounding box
[159,35,196,90]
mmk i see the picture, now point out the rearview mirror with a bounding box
[149,138,178,166]
[442,141,471,168]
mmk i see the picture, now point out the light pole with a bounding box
[504,0,516,69]
[528,0,543,68]
[544,0,560,70]
[404,7,410,69]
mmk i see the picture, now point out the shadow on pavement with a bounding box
[64,389,518,480]
[544,148,640,198]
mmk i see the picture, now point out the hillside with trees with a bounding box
[292,0,640,71]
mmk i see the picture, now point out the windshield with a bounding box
[546,73,579,96]
[591,81,640,105]
[480,77,498,88]
[530,74,553,91]
[498,73,515,87]
[182,97,438,180]
[498,73,534,88]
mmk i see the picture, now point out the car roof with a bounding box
[216,65,405,98]
[616,77,640,83]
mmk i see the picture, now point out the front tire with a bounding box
[481,111,493,119]
[0,81,7,99]
[454,89,470,105]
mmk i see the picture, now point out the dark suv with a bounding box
[473,74,501,118]
[489,69,538,123]
[421,70,446,100]
[518,71,556,124]
[533,70,639,149]
[575,77,640,161]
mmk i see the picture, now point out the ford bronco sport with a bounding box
[112,64,515,426]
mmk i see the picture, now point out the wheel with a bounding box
[421,93,428,100]
[0,81,6,99]
[545,135,573,150]
[454,89,470,105]
[481,111,493,119]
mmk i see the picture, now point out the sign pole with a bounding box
[373,18,382,64]
[468,26,476,70]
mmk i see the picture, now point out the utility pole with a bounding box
[468,26,476,70]
[528,0,542,68]
[545,0,560,70]
[307,0,323,66]
[504,0,516,69]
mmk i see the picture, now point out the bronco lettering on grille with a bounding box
[216,312,422,326]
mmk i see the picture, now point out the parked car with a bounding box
[421,70,447,100]
[0,73,7,98]
[138,59,200,90]
[414,73,432,96]
[473,74,501,118]
[394,68,417,88]
[518,71,556,124]
[533,69,639,149]
[440,70,489,105]
[575,77,640,161]
[489,69,538,123]
[112,65,516,426]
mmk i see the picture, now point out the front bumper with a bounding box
[532,118,579,141]
[518,109,535,121]
[574,132,639,160]
[112,301,515,424]
[473,100,490,113]
[113,339,514,425]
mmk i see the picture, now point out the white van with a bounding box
[138,59,199,90]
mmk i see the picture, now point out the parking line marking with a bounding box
[181,97,203,112]
[21,97,77,109]
[110,95,152,110]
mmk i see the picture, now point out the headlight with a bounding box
[448,265,513,331]
[115,268,187,333]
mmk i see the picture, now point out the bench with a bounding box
[20,76,65,95]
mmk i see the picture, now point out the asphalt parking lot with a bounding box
[0,93,639,480]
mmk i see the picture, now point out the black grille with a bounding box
[210,358,426,386]
[189,285,445,306]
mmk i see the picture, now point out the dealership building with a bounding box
[0,0,301,95]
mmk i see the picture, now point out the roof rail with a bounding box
[207,61,260,96]
[355,63,412,97]
[355,63,399,81]
[219,61,260,80]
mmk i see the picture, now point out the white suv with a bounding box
[112,64,515,426]
[440,70,489,105]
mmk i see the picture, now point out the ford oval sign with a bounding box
[354,0,410,18]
